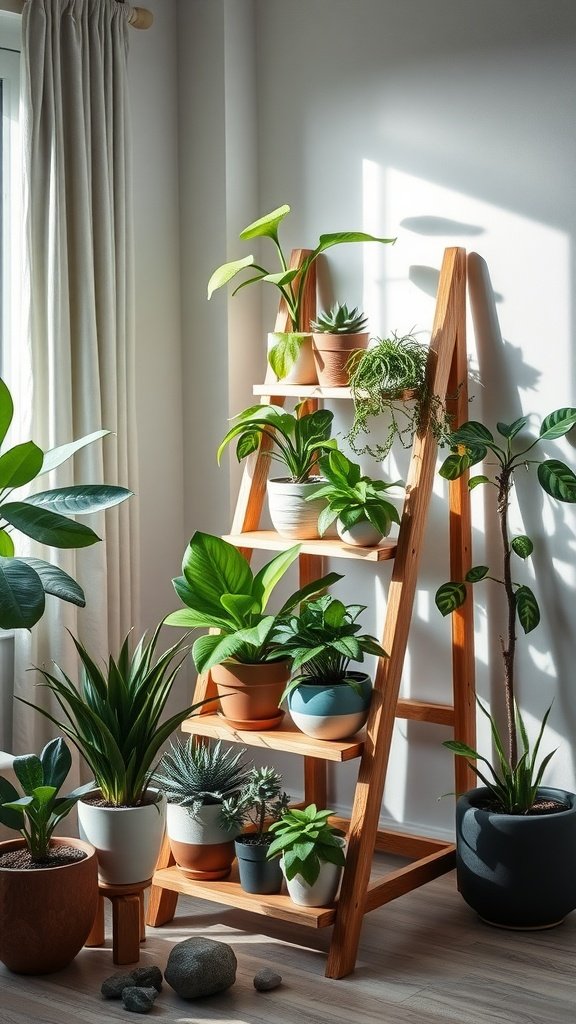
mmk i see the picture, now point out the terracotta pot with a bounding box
[166,802,235,880]
[212,659,290,729]
[0,836,98,974]
[311,332,369,387]
[78,788,166,885]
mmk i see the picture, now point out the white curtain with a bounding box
[13,0,140,758]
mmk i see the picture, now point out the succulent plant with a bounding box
[219,766,290,841]
[310,303,368,335]
[154,738,252,812]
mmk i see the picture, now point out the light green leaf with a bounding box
[239,204,290,241]
[539,407,576,440]
[39,430,110,476]
[181,532,253,618]
[262,269,299,286]
[439,452,471,480]
[0,378,14,447]
[538,459,576,502]
[314,231,396,255]
[468,475,489,490]
[252,545,300,611]
[268,333,303,380]
[207,255,256,299]
[0,529,14,556]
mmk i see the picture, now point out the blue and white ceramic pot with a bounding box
[287,673,372,740]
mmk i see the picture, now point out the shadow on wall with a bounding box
[467,253,576,784]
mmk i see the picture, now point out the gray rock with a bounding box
[164,936,237,999]
[253,967,282,991]
[130,966,163,992]
[121,986,158,1013]
[101,972,136,999]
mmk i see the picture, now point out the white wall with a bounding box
[170,0,576,835]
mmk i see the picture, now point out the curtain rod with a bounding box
[0,1,153,30]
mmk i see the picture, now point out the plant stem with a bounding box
[258,798,266,839]
[497,464,517,766]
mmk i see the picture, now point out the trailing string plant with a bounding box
[435,407,576,813]
[219,766,290,845]
[207,204,394,379]
[346,332,452,461]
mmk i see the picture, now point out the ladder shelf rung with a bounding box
[181,714,364,762]
[223,530,397,562]
[395,698,455,726]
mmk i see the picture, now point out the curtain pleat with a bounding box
[13,0,140,762]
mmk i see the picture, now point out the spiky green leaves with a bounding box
[154,739,252,811]
[310,303,368,335]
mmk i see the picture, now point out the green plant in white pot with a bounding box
[0,376,131,629]
[275,594,387,740]
[154,738,252,881]
[207,204,394,383]
[267,804,346,907]
[435,407,576,928]
[220,766,289,895]
[310,303,370,388]
[308,451,402,547]
[165,532,341,729]
[20,625,207,885]
[218,403,337,539]
[0,738,99,974]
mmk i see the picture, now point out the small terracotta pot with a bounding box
[166,802,235,880]
[211,659,290,729]
[0,837,98,974]
[311,332,369,387]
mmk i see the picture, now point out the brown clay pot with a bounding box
[211,659,291,729]
[311,332,369,387]
[0,836,99,974]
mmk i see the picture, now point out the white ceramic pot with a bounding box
[267,477,326,540]
[78,788,166,885]
[336,517,387,547]
[267,332,317,384]
[166,802,235,880]
[281,837,346,907]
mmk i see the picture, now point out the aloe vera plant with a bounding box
[310,303,368,335]
[435,407,576,811]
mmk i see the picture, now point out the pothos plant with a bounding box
[435,407,576,813]
[207,204,394,379]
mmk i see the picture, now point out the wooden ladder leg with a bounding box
[326,248,467,979]
[146,833,178,927]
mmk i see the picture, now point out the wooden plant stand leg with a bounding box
[146,833,179,927]
[112,893,142,965]
[85,894,105,948]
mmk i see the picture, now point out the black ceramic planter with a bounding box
[234,835,283,895]
[455,786,576,928]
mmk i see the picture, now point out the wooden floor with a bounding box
[2,858,575,1023]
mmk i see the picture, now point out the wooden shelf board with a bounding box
[181,714,364,762]
[395,698,455,726]
[252,383,418,401]
[222,530,397,562]
[151,864,336,929]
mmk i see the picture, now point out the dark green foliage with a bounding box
[154,738,252,812]
[217,403,336,483]
[307,450,401,537]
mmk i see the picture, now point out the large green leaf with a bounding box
[262,270,299,287]
[0,557,45,628]
[314,231,396,255]
[239,204,290,241]
[39,429,110,475]
[465,565,489,583]
[439,452,471,480]
[539,407,576,440]
[537,459,576,502]
[207,255,255,299]
[0,529,14,556]
[0,442,43,488]
[39,738,71,790]
[26,484,132,515]
[435,581,467,616]
[13,753,43,795]
[497,417,528,439]
[0,502,101,547]
[0,378,14,448]
[268,333,303,381]
[181,532,253,617]
[451,421,495,445]
[252,544,301,611]
[18,558,85,607]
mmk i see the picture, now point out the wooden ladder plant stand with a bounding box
[147,246,476,979]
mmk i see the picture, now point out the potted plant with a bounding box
[267,804,346,907]
[165,532,341,729]
[0,375,131,629]
[217,403,337,539]
[0,737,98,973]
[207,204,394,384]
[19,625,207,885]
[346,331,450,461]
[310,303,369,387]
[307,450,402,547]
[220,766,290,895]
[435,407,576,928]
[153,738,252,880]
[275,594,387,740]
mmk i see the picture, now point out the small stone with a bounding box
[130,966,163,992]
[253,967,282,991]
[164,936,237,999]
[101,972,136,999]
[121,986,158,1013]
